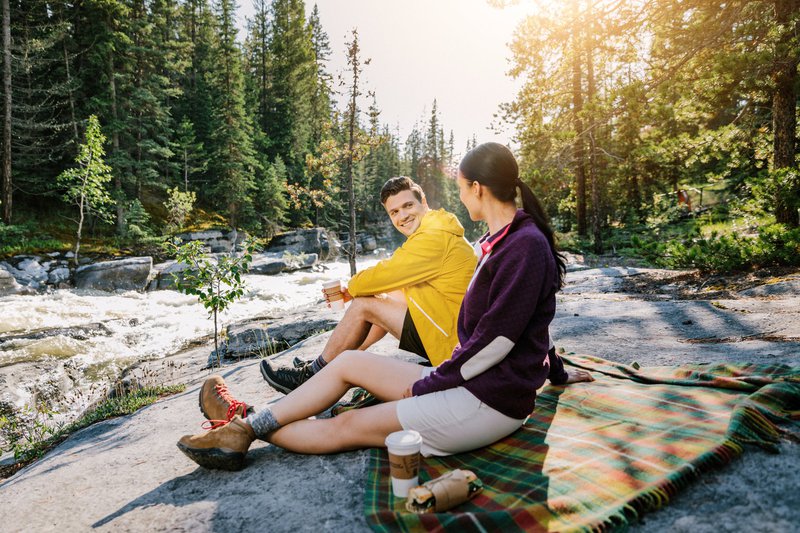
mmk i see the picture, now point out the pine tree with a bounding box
[264,0,315,199]
[1,0,10,223]
[205,0,257,228]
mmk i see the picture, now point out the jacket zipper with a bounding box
[408,296,448,337]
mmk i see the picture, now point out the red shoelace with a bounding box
[201,383,250,430]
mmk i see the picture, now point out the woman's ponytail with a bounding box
[516,179,566,288]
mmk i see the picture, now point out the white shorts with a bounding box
[396,366,526,457]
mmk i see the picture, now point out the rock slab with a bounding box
[74,257,154,292]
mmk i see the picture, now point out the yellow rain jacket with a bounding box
[347,209,477,365]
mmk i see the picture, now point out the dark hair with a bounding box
[459,142,566,288]
[380,176,425,205]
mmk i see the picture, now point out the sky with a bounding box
[237,0,533,155]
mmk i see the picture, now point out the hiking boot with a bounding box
[260,358,314,394]
[331,387,382,417]
[177,416,256,471]
[292,356,308,368]
[199,375,255,429]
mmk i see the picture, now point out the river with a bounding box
[0,258,379,413]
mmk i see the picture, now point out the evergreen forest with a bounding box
[1,0,799,273]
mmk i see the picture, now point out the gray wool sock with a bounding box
[310,355,328,374]
[248,407,282,440]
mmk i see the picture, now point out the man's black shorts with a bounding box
[399,310,431,364]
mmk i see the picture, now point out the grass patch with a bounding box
[0,383,186,477]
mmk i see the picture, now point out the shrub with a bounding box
[632,223,800,272]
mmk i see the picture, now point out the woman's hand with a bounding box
[563,368,594,384]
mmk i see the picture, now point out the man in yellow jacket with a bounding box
[261,176,477,394]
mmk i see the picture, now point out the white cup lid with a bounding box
[322,280,341,289]
[385,430,422,453]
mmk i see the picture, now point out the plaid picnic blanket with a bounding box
[364,354,800,532]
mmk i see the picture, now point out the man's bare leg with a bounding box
[319,295,407,363]
[354,291,405,351]
[261,293,409,394]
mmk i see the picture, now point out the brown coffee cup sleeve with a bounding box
[428,469,471,512]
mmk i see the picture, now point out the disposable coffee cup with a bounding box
[384,430,423,498]
[322,280,344,310]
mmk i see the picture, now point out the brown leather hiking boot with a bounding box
[199,375,254,428]
[177,416,256,471]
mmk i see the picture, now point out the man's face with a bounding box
[383,189,429,237]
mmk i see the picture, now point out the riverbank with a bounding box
[1,265,798,531]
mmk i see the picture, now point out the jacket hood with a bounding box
[417,208,465,237]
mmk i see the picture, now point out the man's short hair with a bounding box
[380,176,425,205]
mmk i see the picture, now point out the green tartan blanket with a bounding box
[364,355,800,532]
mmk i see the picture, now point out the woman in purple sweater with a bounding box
[177,142,592,470]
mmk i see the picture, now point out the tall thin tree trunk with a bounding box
[586,20,602,254]
[571,20,586,236]
[345,32,361,277]
[347,87,357,277]
[2,0,12,224]
[63,42,78,143]
[108,47,124,232]
[773,0,799,226]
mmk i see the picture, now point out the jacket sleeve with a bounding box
[347,229,446,296]
[412,242,552,396]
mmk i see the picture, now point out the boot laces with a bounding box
[202,383,249,430]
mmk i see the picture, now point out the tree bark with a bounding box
[772,0,799,226]
[108,45,124,233]
[586,15,602,253]
[2,0,12,224]
[571,14,587,236]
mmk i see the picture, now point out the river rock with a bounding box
[174,229,246,253]
[150,260,194,290]
[0,322,114,344]
[266,228,339,260]
[359,234,378,252]
[248,252,318,275]
[74,257,154,292]
[0,256,47,289]
[0,269,22,296]
[211,309,338,363]
[48,267,71,285]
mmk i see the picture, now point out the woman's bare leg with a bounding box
[269,350,421,426]
[268,402,403,453]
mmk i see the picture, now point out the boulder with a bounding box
[151,260,194,290]
[174,229,246,253]
[248,255,288,275]
[74,257,154,292]
[48,267,71,285]
[359,234,378,252]
[267,228,339,260]
[212,309,339,363]
[0,260,42,289]
[0,322,113,344]
[0,269,22,296]
[248,252,318,275]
